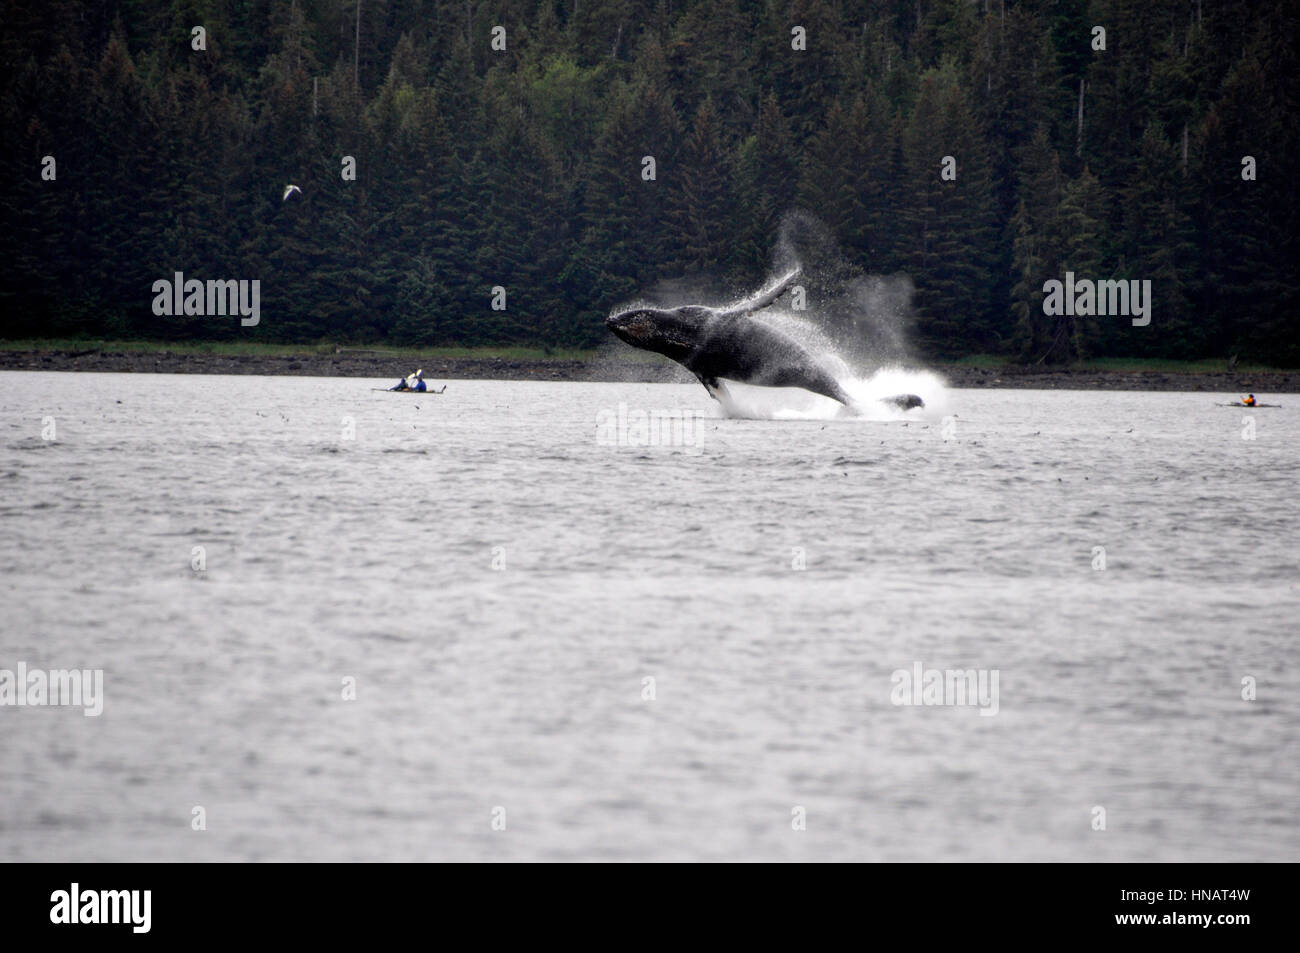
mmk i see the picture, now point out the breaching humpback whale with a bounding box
[606,268,924,411]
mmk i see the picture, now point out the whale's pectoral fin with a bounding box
[695,374,725,401]
[693,373,734,403]
[796,374,854,408]
[881,393,924,410]
[714,266,802,319]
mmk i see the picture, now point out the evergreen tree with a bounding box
[1009,126,1066,361]
[666,97,734,276]
[900,63,1000,356]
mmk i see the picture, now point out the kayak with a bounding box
[373,386,446,394]
[1218,402,1279,408]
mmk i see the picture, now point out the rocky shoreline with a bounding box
[1,347,1296,392]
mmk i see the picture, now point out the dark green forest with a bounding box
[1,0,1297,363]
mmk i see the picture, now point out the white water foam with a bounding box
[713,366,950,422]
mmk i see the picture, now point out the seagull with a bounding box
[283,184,302,202]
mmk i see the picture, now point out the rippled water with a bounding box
[1,371,1296,861]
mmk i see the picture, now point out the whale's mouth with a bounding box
[606,309,660,345]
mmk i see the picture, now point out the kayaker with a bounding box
[1243,394,1256,407]
[391,368,427,392]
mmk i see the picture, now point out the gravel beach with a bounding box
[1,345,1296,392]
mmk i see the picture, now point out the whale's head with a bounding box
[605,307,663,347]
[606,305,706,361]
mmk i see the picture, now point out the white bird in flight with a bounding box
[282,184,302,201]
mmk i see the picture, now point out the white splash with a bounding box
[713,366,950,422]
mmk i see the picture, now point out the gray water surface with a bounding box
[1,372,1296,861]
